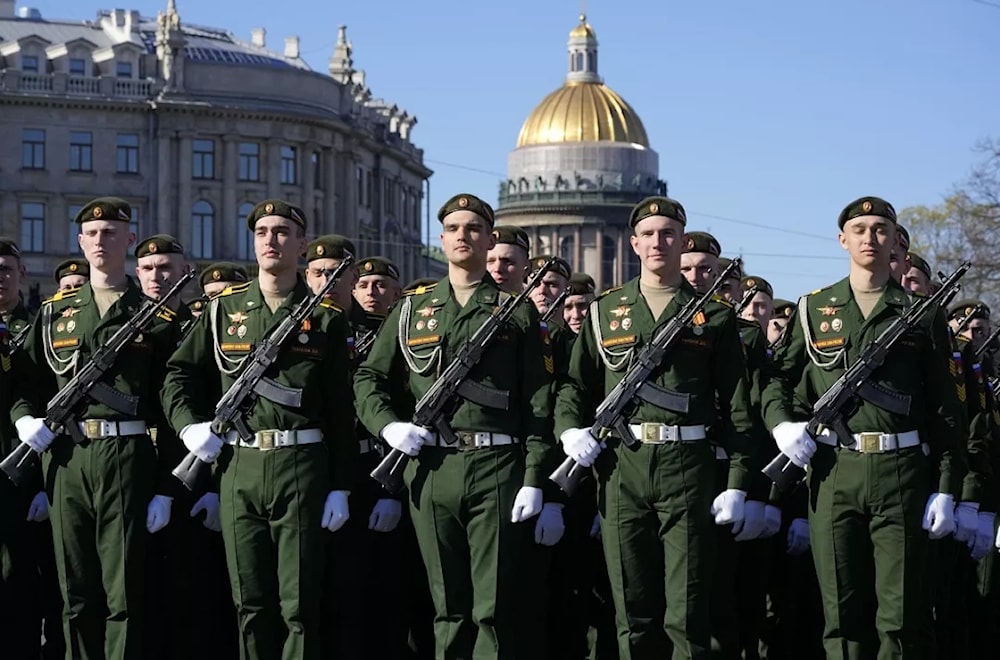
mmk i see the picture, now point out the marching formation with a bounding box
[0,191,998,660]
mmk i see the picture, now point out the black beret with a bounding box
[357,256,400,281]
[246,199,307,230]
[837,196,897,229]
[134,234,184,259]
[948,299,991,322]
[896,224,910,251]
[199,262,249,288]
[403,277,440,293]
[717,257,743,281]
[772,299,795,319]
[186,296,209,313]
[438,193,495,227]
[568,272,596,296]
[491,225,530,251]
[530,255,572,280]
[54,258,89,282]
[629,196,687,228]
[740,275,774,300]
[905,252,932,281]
[682,231,722,256]
[75,196,132,224]
[0,237,21,258]
[307,234,356,262]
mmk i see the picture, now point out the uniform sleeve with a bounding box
[324,311,357,492]
[760,305,811,433]
[713,309,757,492]
[553,308,603,440]
[926,312,969,497]
[353,302,408,439]
[160,310,216,434]
[743,326,775,501]
[959,344,991,503]
[520,307,555,488]
[151,317,185,497]
[9,312,54,423]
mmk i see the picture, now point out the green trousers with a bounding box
[968,516,1000,659]
[404,444,537,660]
[217,443,329,660]
[709,459,738,660]
[596,440,716,660]
[0,481,42,659]
[807,445,929,660]
[43,434,156,660]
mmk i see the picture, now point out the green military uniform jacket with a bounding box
[348,302,386,371]
[981,355,1000,513]
[737,317,776,501]
[1,302,32,456]
[954,335,993,503]
[160,277,357,490]
[761,276,968,496]
[353,274,554,487]
[554,277,757,491]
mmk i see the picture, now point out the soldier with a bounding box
[716,256,744,304]
[768,300,795,346]
[355,256,402,314]
[679,231,722,293]
[354,193,556,659]
[9,197,180,659]
[901,253,933,295]
[555,196,756,658]
[487,225,531,293]
[528,255,572,321]
[54,258,90,291]
[161,200,355,660]
[563,272,597,335]
[889,224,911,282]
[199,261,250,297]
[761,196,968,659]
[186,297,208,319]
[738,275,775,330]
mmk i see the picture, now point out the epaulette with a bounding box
[156,307,177,322]
[318,299,344,312]
[209,281,252,300]
[807,284,834,296]
[912,290,929,299]
[712,294,734,308]
[404,282,437,296]
[599,285,623,297]
[43,286,82,304]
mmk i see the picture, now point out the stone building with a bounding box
[0,1,431,297]
[497,14,666,291]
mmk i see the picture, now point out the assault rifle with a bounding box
[541,286,572,324]
[762,262,971,492]
[549,258,743,496]
[355,328,378,360]
[172,257,353,492]
[370,258,558,494]
[8,324,30,355]
[1,270,196,486]
[953,303,986,337]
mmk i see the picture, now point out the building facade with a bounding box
[496,15,666,292]
[0,1,432,297]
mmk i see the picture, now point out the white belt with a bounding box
[817,430,921,454]
[224,428,323,451]
[78,419,147,440]
[629,423,707,444]
[428,432,520,450]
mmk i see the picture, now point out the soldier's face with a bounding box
[441,212,494,270]
[79,220,134,271]
[839,216,895,269]
[486,244,529,293]
[530,272,568,316]
[59,274,88,291]
[901,266,931,296]
[354,274,398,314]
[768,317,789,344]
[254,216,306,274]
[136,253,186,300]
[720,278,742,303]
[680,252,718,293]
[960,318,989,344]
[306,258,357,304]
[563,294,593,334]
[0,255,25,309]
[631,216,684,274]
[741,291,774,329]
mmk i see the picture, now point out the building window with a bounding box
[69,58,87,76]
[280,146,297,184]
[116,61,133,78]
[356,167,364,205]
[238,142,260,182]
[560,235,575,266]
[192,139,215,180]
[237,202,255,261]
[573,52,583,72]
[312,151,322,189]
[21,55,39,73]
[69,131,93,172]
[129,206,141,239]
[21,129,45,169]
[116,134,139,173]
[20,202,45,253]
[191,201,214,259]
[68,205,83,254]
[365,171,373,209]
[589,51,597,73]
[601,234,616,291]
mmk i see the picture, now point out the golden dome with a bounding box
[516,81,650,148]
[570,14,596,39]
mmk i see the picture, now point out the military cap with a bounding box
[837,196,897,229]
[530,255,572,280]
[134,234,184,259]
[682,231,722,256]
[404,277,440,292]
[773,299,795,319]
[491,225,530,252]
[568,272,596,296]
[199,262,249,288]
[75,196,132,224]
[948,299,991,322]
[245,199,307,230]
[53,258,89,282]
[717,257,743,281]
[629,196,687,228]
[896,224,910,251]
[357,256,400,281]
[307,234,356,262]
[186,296,209,314]
[0,237,21,258]
[741,275,774,300]
[438,193,495,227]
[905,252,932,280]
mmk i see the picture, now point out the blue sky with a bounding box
[34,0,1000,298]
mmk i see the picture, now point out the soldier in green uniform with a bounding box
[10,198,181,660]
[555,196,757,659]
[55,258,90,291]
[889,224,910,282]
[563,272,597,336]
[900,253,933,295]
[161,200,355,660]
[200,261,250,297]
[186,297,208,319]
[761,196,969,660]
[354,193,556,659]
[768,299,795,346]
[716,257,743,304]
[738,275,775,330]
[487,225,531,293]
[355,255,402,314]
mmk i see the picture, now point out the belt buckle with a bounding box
[641,423,664,444]
[258,430,276,451]
[859,433,881,453]
[457,432,477,450]
[84,419,103,439]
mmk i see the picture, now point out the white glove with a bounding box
[146,495,173,534]
[381,422,433,457]
[954,501,980,543]
[772,421,816,468]
[923,493,956,540]
[560,427,603,468]
[787,518,811,556]
[15,416,57,453]
[511,486,543,522]
[762,505,782,539]
[322,491,350,532]
[190,493,221,532]
[26,491,49,522]
[590,514,601,539]
[368,498,402,533]
[534,503,565,546]
[970,512,995,561]
[180,422,224,463]
[734,500,766,541]
[711,489,747,526]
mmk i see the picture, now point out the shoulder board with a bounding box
[599,285,623,297]
[711,294,734,308]
[318,299,343,312]
[156,307,177,322]
[404,282,438,296]
[210,281,252,299]
[807,283,836,297]
[43,286,82,304]
[912,290,929,299]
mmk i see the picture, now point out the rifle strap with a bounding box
[210,298,249,376]
[41,303,80,376]
[397,296,441,376]
[590,299,632,373]
[799,294,847,370]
